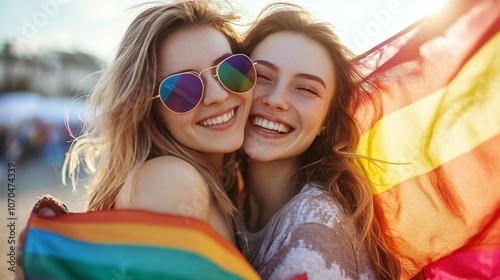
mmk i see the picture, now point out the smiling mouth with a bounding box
[198,108,236,127]
[251,116,292,134]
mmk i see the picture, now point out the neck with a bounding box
[204,152,226,171]
[244,157,301,232]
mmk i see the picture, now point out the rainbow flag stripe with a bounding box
[23,209,261,280]
[354,0,500,279]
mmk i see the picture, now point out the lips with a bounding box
[198,108,235,127]
[251,116,292,133]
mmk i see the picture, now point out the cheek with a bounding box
[154,102,184,135]
[302,104,327,133]
[161,113,196,149]
[252,84,270,100]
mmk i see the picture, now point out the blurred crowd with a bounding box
[0,117,80,164]
[0,92,85,165]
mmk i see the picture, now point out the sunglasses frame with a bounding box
[151,53,257,114]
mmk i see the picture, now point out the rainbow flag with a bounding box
[354,0,500,279]
[23,209,261,280]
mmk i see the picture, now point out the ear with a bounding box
[317,126,326,136]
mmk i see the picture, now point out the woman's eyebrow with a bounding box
[160,52,233,77]
[294,73,327,90]
[255,60,327,89]
[254,60,278,71]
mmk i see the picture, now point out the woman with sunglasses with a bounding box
[64,0,256,244]
[16,0,258,278]
[235,3,400,280]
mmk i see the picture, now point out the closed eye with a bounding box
[297,86,319,96]
[257,73,272,83]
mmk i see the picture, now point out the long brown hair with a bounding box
[63,0,242,220]
[243,3,400,279]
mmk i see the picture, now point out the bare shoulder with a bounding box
[117,156,211,221]
[137,156,205,188]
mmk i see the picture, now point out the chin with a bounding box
[241,144,262,160]
[218,140,244,153]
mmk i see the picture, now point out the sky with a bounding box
[0,0,447,63]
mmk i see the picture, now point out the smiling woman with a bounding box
[17,1,260,279]
[242,31,336,162]
[235,3,401,279]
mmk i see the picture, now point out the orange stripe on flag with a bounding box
[374,135,500,279]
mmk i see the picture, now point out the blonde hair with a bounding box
[63,0,242,220]
[243,3,400,279]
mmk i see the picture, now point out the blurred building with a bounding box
[0,42,99,164]
[0,42,103,97]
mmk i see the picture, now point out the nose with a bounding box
[261,83,289,111]
[201,72,229,106]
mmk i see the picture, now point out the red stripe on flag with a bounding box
[413,249,500,280]
[355,0,500,132]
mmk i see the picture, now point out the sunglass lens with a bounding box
[218,55,256,93]
[159,74,203,113]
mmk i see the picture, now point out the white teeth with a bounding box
[200,109,235,126]
[262,119,269,128]
[252,116,291,133]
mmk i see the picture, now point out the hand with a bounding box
[15,207,56,280]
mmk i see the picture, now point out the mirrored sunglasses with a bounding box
[152,54,256,114]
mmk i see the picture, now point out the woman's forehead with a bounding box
[158,26,232,74]
[251,32,335,84]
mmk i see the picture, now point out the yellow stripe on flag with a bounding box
[356,33,500,194]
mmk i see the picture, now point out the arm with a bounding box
[16,195,69,280]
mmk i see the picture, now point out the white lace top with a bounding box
[235,183,378,280]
